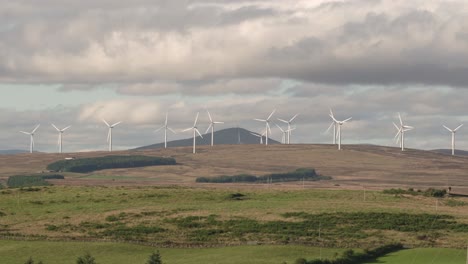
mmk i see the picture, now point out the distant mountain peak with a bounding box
[135,127,280,150]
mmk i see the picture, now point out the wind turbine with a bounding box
[278,114,299,144]
[103,119,122,152]
[20,125,40,153]
[250,130,266,144]
[393,113,413,151]
[276,124,287,144]
[254,109,275,146]
[443,124,463,156]
[155,113,176,149]
[329,112,352,150]
[51,124,71,153]
[205,110,224,146]
[182,112,203,154]
[326,109,338,145]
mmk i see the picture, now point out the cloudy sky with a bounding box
[2,0,468,152]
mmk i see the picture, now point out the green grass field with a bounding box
[0,240,344,264]
[364,248,467,264]
[0,185,467,263]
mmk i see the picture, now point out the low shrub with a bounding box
[7,174,64,188]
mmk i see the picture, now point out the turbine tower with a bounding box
[278,114,299,144]
[443,124,463,155]
[275,124,287,144]
[205,110,224,146]
[103,119,122,152]
[20,125,40,153]
[254,109,275,146]
[393,113,413,151]
[183,112,203,154]
[329,112,352,150]
[155,113,176,149]
[326,109,338,144]
[51,124,71,153]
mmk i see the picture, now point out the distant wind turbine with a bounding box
[250,131,266,144]
[278,113,299,144]
[205,110,224,146]
[51,124,71,153]
[20,125,40,153]
[443,124,463,156]
[276,124,287,144]
[155,113,176,149]
[103,119,122,152]
[329,111,352,150]
[183,112,203,154]
[326,109,338,145]
[393,113,413,151]
[254,109,275,146]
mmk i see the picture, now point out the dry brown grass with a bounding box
[1,144,467,194]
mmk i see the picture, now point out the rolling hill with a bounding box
[135,127,280,150]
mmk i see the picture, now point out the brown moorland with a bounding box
[0,144,467,194]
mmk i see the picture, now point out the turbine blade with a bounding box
[51,124,60,132]
[168,127,177,134]
[155,126,164,133]
[275,123,284,132]
[342,117,352,123]
[454,124,464,131]
[325,122,334,134]
[62,125,71,131]
[195,128,203,138]
[111,121,122,127]
[182,128,193,132]
[254,119,266,122]
[102,119,110,127]
[443,125,452,132]
[214,121,224,124]
[329,114,338,123]
[289,114,299,122]
[250,132,260,137]
[267,109,276,121]
[205,124,212,134]
[277,118,288,124]
[206,110,213,122]
[329,108,334,118]
[32,124,40,134]
[393,122,400,131]
[165,112,168,126]
[194,112,199,126]
[20,131,30,135]
[107,129,111,142]
[398,113,403,126]
[267,122,272,135]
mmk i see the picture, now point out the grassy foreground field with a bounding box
[0,185,467,248]
[0,240,344,264]
[364,248,466,264]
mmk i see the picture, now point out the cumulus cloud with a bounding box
[1,0,468,88]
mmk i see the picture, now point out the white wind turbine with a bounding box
[393,113,413,151]
[155,113,176,149]
[329,111,352,150]
[205,110,224,146]
[250,130,266,144]
[20,125,40,153]
[326,109,338,145]
[443,124,463,156]
[51,124,71,153]
[183,112,203,154]
[103,119,122,152]
[278,114,299,144]
[254,109,275,146]
[276,124,287,144]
